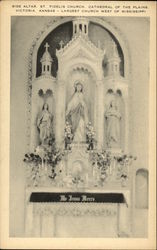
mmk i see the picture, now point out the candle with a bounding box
[42,158,44,169]
[113,159,116,170]
[127,164,129,174]
[93,166,95,179]
[45,164,47,172]
[109,163,112,175]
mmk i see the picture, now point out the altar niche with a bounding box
[30,18,127,150]
[135,169,148,209]
[104,89,125,150]
[30,83,56,151]
[65,69,95,143]
[27,17,131,190]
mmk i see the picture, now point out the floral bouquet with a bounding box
[114,154,137,185]
[64,121,73,150]
[24,153,42,186]
[90,150,112,184]
[23,142,65,186]
[86,122,96,150]
[72,176,84,187]
[24,153,42,165]
[115,154,136,166]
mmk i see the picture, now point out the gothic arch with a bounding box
[64,62,97,83]
[29,16,130,83]
[65,62,97,126]
[89,17,130,79]
[27,16,131,149]
[104,88,125,149]
[135,168,148,208]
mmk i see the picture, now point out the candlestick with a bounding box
[109,164,111,175]
[45,164,47,172]
[42,158,44,169]
[127,163,129,174]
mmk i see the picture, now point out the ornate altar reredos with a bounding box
[25,17,134,190]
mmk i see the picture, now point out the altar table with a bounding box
[25,188,131,237]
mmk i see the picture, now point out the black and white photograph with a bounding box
[0,1,156,249]
[10,15,150,238]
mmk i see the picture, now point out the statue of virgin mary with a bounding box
[105,99,121,148]
[66,82,89,143]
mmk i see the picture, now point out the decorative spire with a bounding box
[45,42,49,52]
[59,40,64,49]
[107,40,121,77]
[72,17,89,37]
[112,41,119,59]
[40,42,53,76]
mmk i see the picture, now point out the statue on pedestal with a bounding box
[37,103,53,145]
[105,99,121,148]
[66,82,89,143]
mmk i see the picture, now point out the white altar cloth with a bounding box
[25,187,131,237]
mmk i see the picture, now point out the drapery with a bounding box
[37,110,53,142]
[25,190,131,237]
[66,92,88,142]
[105,109,121,147]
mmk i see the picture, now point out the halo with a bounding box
[74,80,84,90]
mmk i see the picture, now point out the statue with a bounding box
[105,99,121,148]
[66,82,89,143]
[37,103,53,145]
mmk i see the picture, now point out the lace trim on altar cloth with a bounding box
[32,202,117,217]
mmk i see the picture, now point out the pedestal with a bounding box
[65,143,92,179]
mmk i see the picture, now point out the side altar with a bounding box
[24,17,136,237]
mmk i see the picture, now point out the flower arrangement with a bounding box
[86,122,96,150]
[72,176,84,187]
[64,121,73,150]
[24,153,42,186]
[114,154,137,180]
[23,141,65,186]
[91,150,111,168]
[24,153,42,165]
[115,154,137,166]
[90,149,136,186]
[90,150,112,183]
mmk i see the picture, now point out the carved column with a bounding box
[96,80,105,149]
[55,80,65,148]
[94,84,98,133]
[30,88,41,152]
[124,96,129,153]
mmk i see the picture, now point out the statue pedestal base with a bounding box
[64,143,93,185]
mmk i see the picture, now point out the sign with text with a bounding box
[30,192,125,203]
